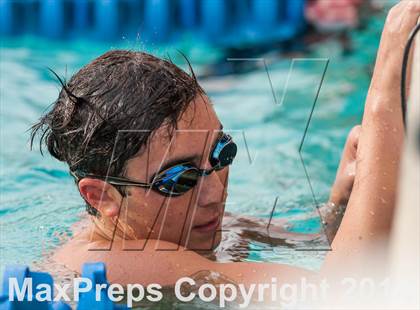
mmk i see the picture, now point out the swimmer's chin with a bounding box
[185,230,222,252]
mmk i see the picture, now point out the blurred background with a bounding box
[0,0,396,273]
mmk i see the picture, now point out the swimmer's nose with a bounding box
[196,167,226,207]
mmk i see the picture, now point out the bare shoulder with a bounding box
[52,216,315,287]
[52,237,215,286]
[53,236,315,287]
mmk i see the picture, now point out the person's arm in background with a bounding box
[323,0,420,275]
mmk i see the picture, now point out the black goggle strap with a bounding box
[69,170,151,188]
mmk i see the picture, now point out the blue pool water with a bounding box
[0,10,387,276]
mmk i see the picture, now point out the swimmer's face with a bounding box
[122,95,228,249]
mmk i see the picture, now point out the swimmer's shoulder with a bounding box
[53,237,316,288]
[52,236,216,286]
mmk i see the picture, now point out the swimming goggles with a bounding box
[70,133,237,196]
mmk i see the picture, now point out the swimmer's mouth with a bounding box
[192,216,220,233]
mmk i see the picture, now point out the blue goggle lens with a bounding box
[210,134,237,168]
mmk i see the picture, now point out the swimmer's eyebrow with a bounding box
[153,124,223,176]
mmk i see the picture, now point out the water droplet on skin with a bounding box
[382,186,387,190]
[369,211,375,216]
[381,198,387,204]
[376,156,380,161]
[392,127,397,132]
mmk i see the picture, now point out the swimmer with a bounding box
[30,0,420,302]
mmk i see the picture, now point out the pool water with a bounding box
[0,8,387,278]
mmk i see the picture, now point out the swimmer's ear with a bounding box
[78,178,122,218]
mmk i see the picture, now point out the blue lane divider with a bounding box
[201,0,226,39]
[0,0,13,36]
[0,0,306,44]
[179,0,196,29]
[73,0,90,32]
[0,265,71,309]
[94,0,119,40]
[144,0,171,42]
[40,0,64,39]
[252,0,280,32]
[287,0,306,23]
[0,263,128,309]
[78,263,127,310]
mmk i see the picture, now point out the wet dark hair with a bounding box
[30,50,204,216]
